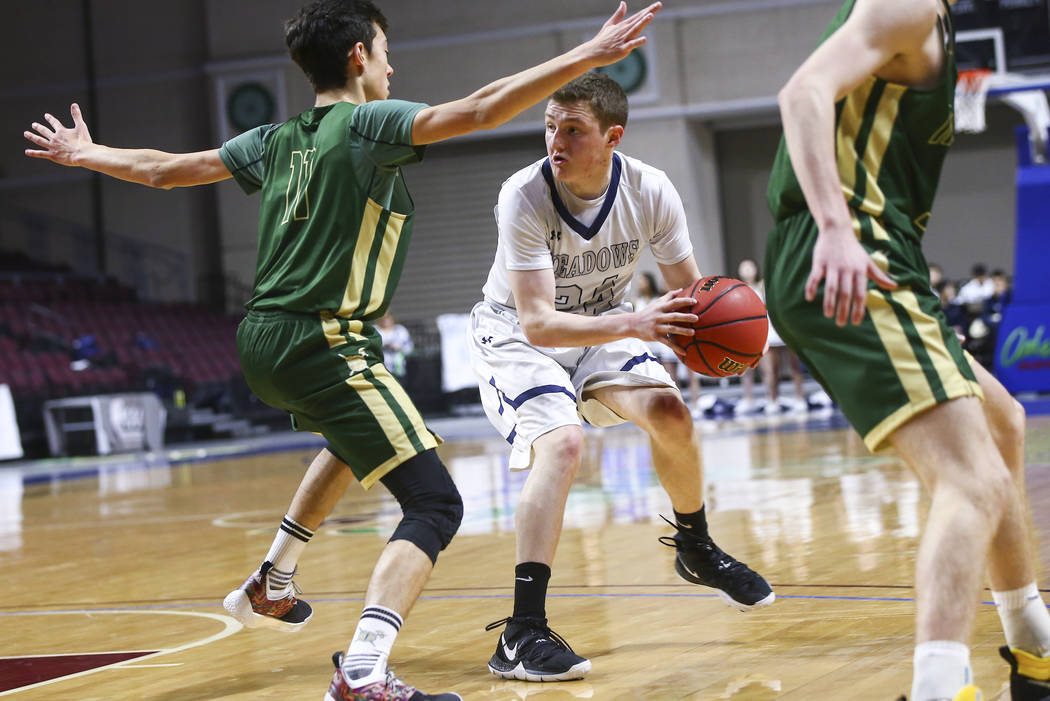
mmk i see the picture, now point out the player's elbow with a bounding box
[776,81,800,114]
[518,316,552,347]
[466,98,502,132]
[144,165,178,190]
[778,73,831,118]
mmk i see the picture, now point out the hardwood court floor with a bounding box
[2,411,1048,700]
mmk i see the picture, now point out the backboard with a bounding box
[952,0,1050,73]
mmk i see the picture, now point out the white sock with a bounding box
[911,641,972,701]
[994,583,1050,657]
[343,606,402,687]
[263,516,313,599]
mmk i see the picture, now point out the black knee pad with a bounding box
[379,449,463,563]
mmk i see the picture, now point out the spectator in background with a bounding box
[928,263,944,294]
[983,270,1012,322]
[980,270,1013,355]
[957,263,995,306]
[377,314,413,380]
[936,280,968,338]
[735,258,807,414]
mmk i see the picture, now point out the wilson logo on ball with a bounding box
[717,357,748,375]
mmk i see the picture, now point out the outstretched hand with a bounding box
[634,288,697,355]
[24,103,94,167]
[581,2,662,68]
[806,225,897,326]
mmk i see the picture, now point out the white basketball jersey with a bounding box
[481,153,693,315]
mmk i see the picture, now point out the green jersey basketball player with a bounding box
[24,1,662,698]
[764,0,1050,698]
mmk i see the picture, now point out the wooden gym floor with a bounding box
[1,410,1048,700]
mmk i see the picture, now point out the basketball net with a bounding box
[955,69,994,134]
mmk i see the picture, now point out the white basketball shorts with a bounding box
[468,300,679,470]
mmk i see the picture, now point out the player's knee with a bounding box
[382,451,463,563]
[535,426,583,471]
[394,480,463,563]
[645,389,693,434]
[952,461,1013,524]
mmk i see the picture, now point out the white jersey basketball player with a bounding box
[468,73,774,684]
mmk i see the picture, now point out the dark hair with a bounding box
[971,263,988,277]
[550,72,629,131]
[285,0,388,92]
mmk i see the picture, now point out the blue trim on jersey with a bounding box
[620,352,660,372]
[488,377,506,415]
[504,384,576,408]
[505,426,517,445]
[489,377,576,413]
[541,153,622,241]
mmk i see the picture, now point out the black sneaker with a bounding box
[484,616,591,682]
[1000,646,1050,701]
[659,516,774,611]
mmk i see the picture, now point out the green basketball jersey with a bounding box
[767,0,956,241]
[219,99,427,320]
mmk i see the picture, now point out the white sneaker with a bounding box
[734,398,756,415]
[808,389,833,407]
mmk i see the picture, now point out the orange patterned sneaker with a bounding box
[325,653,462,701]
[1000,646,1050,701]
[222,561,312,631]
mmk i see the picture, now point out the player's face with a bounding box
[544,100,617,194]
[362,25,393,101]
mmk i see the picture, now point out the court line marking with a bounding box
[0,609,241,696]
[0,650,157,659]
[3,582,1046,612]
[3,592,1046,618]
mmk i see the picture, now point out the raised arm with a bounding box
[24,103,231,189]
[776,0,940,324]
[411,2,661,145]
[510,267,696,351]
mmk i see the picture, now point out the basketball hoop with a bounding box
[956,69,995,134]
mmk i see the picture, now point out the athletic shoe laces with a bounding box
[657,515,752,578]
[485,616,579,661]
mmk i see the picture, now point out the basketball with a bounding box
[671,276,768,377]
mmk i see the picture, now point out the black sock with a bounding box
[674,506,709,539]
[512,562,551,621]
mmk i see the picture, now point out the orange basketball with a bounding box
[672,276,768,377]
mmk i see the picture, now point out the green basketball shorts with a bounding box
[764,210,982,452]
[236,309,440,488]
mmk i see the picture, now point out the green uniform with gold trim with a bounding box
[764,0,982,452]
[219,100,440,488]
